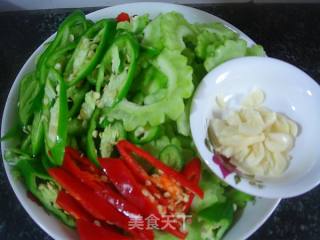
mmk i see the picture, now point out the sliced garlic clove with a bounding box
[225,111,242,126]
[233,147,250,162]
[243,143,265,166]
[219,134,265,147]
[241,89,265,107]
[271,114,290,134]
[238,109,265,135]
[211,119,227,137]
[270,152,289,176]
[257,107,277,128]
[265,133,293,152]
[216,95,226,109]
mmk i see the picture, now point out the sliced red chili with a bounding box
[182,158,202,213]
[100,158,187,239]
[100,158,159,216]
[63,151,106,190]
[77,219,130,240]
[56,190,93,222]
[63,148,151,232]
[65,147,101,175]
[117,140,204,198]
[48,168,148,239]
[116,12,130,22]
[63,150,154,240]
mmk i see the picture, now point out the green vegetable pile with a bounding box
[3,10,263,239]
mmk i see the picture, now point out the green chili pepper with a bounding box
[31,110,44,156]
[37,10,89,85]
[43,69,68,166]
[86,108,100,166]
[225,189,254,208]
[30,11,89,156]
[68,136,79,149]
[67,82,91,118]
[98,115,111,129]
[18,72,40,126]
[67,118,86,136]
[21,135,32,154]
[46,43,77,73]
[64,19,116,86]
[41,153,55,170]
[97,33,139,106]
[198,201,234,240]
[87,67,99,86]
[128,125,160,144]
[16,158,75,227]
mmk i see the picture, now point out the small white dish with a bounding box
[190,56,320,199]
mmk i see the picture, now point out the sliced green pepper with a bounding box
[67,82,91,118]
[128,125,160,144]
[20,135,32,154]
[64,19,116,86]
[31,110,44,156]
[43,69,68,166]
[37,10,89,85]
[67,118,86,136]
[225,189,253,208]
[86,108,100,166]
[18,72,40,126]
[198,201,234,240]
[41,153,56,170]
[97,33,139,107]
[16,158,75,227]
[68,136,79,150]
[30,11,89,156]
[46,42,77,73]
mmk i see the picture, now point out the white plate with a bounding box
[190,56,320,198]
[1,2,279,240]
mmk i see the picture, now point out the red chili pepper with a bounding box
[63,149,154,240]
[99,158,159,216]
[63,151,106,190]
[48,168,148,239]
[65,147,101,175]
[116,12,130,22]
[117,140,204,199]
[56,190,93,222]
[182,158,202,213]
[77,219,130,240]
[100,158,187,239]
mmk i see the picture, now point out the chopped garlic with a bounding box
[209,89,298,177]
